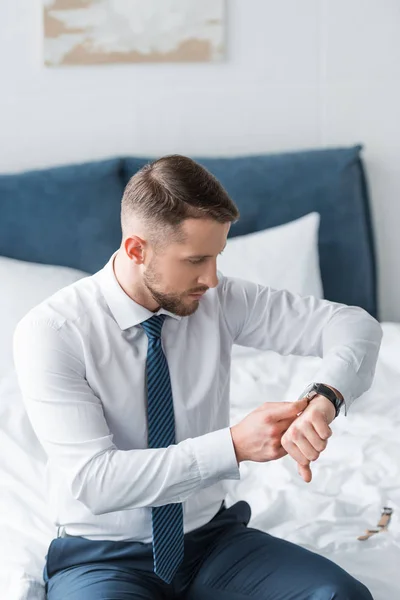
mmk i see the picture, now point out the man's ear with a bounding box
[124,236,147,265]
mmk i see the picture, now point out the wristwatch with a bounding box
[299,383,343,418]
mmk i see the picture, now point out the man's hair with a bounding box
[120,154,240,242]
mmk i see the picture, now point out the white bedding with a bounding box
[1,323,399,599]
[226,322,400,599]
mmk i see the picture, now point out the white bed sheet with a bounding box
[227,321,400,599]
[0,323,399,599]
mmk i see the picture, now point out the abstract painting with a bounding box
[43,0,225,66]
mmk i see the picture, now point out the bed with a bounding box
[0,146,398,599]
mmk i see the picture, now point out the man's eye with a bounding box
[189,259,205,265]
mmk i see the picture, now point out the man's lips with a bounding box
[188,290,207,297]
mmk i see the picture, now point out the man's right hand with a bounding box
[230,398,308,464]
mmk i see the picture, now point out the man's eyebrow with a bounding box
[187,242,227,260]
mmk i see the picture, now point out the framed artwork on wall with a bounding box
[43,0,225,66]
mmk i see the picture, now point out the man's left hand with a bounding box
[281,395,336,483]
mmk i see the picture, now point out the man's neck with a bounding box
[113,250,159,312]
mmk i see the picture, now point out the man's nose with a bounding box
[198,262,219,289]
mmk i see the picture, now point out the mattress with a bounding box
[1,323,399,599]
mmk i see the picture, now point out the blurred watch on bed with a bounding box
[299,383,344,419]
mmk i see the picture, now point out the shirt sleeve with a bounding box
[13,318,239,517]
[219,275,383,413]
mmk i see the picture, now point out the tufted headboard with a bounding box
[0,145,378,318]
[124,146,378,318]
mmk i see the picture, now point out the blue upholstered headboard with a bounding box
[124,146,377,318]
[0,145,378,318]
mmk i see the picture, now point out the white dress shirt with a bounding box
[13,251,383,542]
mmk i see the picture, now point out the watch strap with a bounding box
[358,507,393,541]
[305,383,343,418]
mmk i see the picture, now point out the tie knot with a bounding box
[141,314,166,339]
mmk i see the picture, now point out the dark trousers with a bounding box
[44,501,373,600]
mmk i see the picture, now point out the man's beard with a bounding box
[143,262,203,317]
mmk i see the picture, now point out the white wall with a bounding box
[1,0,399,321]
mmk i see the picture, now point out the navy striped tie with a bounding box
[141,314,184,584]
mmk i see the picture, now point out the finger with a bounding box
[259,399,308,418]
[274,445,288,460]
[310,411,333,441]
[281,438,310,466]
[294,430,321,462]
[275,399,309,420]
[298,462,312,483]
[276,417,299,434]
[298,421,328,454]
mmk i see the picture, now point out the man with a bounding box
[14,155,381,599]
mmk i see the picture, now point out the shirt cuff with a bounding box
[312,355,358,416]
[190,427,240,485]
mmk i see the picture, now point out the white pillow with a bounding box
[218,212,323,299]
[0,257,88,595]
[0,256,88,379]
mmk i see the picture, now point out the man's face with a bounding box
[143,218,230,317]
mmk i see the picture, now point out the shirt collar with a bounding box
[98,251,182,331]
